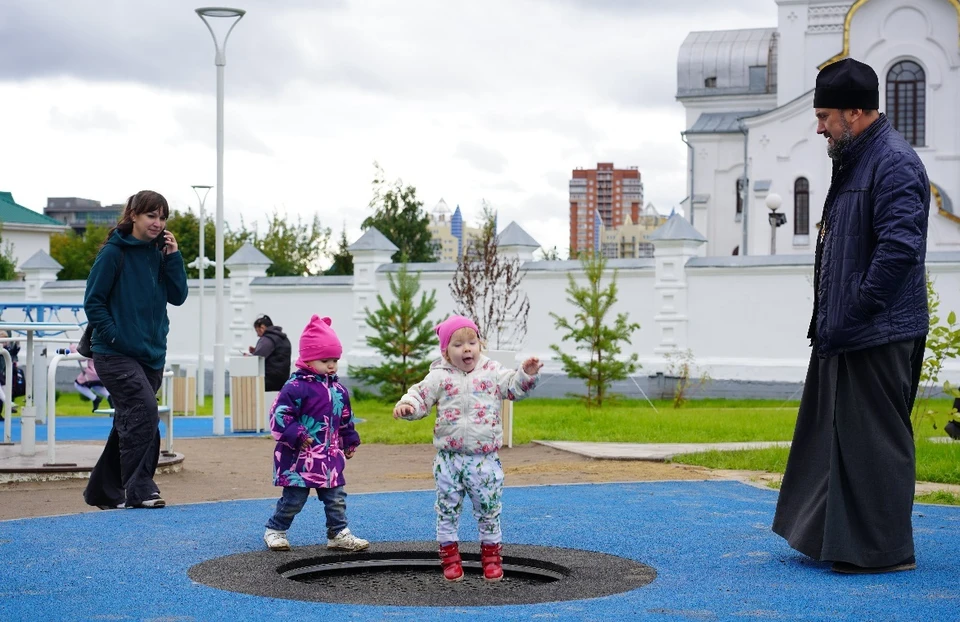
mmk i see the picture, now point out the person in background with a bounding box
[248,314,292,392]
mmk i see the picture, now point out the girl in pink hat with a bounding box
[393,314,543,582]
[263,315,368,553]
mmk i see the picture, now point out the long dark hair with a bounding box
[103,190,170,282]
[103,190,170,244]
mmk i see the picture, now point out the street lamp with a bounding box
[196,6,245,435]
[191,184,212,408]
[766,192,786,255]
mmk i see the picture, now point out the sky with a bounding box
[0,0,778,262]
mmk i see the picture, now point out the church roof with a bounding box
[677,28,778,99]
[347,226,399,253]
[686,110,764,134]
[432,198,451,215]
[0,192,69,228]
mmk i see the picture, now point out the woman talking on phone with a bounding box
[83,190,188,510]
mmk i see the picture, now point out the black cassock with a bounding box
[772,337,924,567]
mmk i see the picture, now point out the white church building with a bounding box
[677,0,960,257]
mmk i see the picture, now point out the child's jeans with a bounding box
[265,486,348,538]
[433,450,504,544]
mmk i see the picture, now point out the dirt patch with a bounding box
[0,438,718,520]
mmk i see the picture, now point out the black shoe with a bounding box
[107,395,115,409]
[92,396,103,412]
[831,555,916,574]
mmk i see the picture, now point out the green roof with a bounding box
[0,191,68,227]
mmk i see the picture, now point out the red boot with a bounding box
[481,542,504,582]
[438,542,464,582]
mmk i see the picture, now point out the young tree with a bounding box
[49,223,113,280]
[362,162,436,263]
[448,203,530,349]
[325,224,354,276]
[912,272,960,428]
[550,253,640,407]
[0,227,17,281]
[351,264,439,401]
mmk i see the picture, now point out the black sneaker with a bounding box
[831,555,916,574]
[92,396,103,412]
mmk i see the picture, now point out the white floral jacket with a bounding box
[396,355,541,455]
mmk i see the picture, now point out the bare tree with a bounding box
[449,203,530,350]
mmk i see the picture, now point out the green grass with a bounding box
[672,438,960,485]
[355,397,806,445]
[914,491,960,506]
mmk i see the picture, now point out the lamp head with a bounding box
[765,192,783,212]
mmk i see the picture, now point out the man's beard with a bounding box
[827,116,854,160]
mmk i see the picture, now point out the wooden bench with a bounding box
[94,405,175,455]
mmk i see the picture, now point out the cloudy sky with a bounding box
[0,0,777,261]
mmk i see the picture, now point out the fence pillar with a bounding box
[346,227,398,368]
[648,214,706,356]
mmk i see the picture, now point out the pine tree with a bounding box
[550,253,640,406]
[351,264,439,401]
[325,225,354,276]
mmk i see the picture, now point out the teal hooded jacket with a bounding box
[83,230,189,370]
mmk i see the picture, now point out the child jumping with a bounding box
[393,315,542,582]
[74,357,113,413]
[263,315,369,553]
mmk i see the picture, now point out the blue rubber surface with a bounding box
[5,415,247,442]
[1,481,957,621]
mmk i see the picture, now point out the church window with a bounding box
[736,177,745,215]
[704,76,717,88]
[886,60,925,146]
[794,177,809,236]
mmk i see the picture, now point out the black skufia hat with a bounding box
[814,58,879,109]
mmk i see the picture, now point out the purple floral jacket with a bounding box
[269,369,360,488]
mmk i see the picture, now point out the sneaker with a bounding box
[327,528,369,551]
[92,396,103,412]
[136,494,166,509]
[96,502,126,510]
[831,555,916,574]
[264,529,291,551]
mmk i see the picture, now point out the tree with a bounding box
[362,162,436,263]
[49,224,113,280]
[325,224,354,276]
[448,203,530,349]
[538,246,562,261]
[351,264,439,401]
[0,226,17,281]
[166,210,251,278]
[912,272,960,429]
[550,253,640,407]
[254,211,331,277]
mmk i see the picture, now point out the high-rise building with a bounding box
[569,163,644,256]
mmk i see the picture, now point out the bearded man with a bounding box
[772,58,930,574]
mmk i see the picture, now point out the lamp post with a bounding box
[766,192,786,255]
[196,6,245,435]
[191,184,212,407]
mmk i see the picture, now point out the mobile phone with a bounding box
[155,228,167,251]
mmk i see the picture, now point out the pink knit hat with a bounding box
[297,315,342,366]
[435,315,480,353]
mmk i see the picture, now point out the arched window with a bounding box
[794,177,809,236]
[886,60,925,146]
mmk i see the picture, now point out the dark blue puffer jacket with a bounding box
[808,114,930,358]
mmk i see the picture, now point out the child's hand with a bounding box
[522,357,543,375]
[393,403,414,419]
[344,448,355,459]
[300,435,314,450]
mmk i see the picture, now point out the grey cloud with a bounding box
[544,171,571,193]
[171,106,273,156]
[484,180,524,193]
[49,107,129,132]
[548,0,774,16]
[455,142,508,175]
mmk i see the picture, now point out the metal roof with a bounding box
[347,226,399,253]
[677,28,777,99]
[686,111,763,134]
[18,250,62,271]
[224,242,272,266]
[496,221,540,248]
[0,192,69,227]
[647,214,707,243]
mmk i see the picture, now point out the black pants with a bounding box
[83,354,164,508]
[772,338,924,567]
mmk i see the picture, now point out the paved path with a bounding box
[534,440,792,460]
